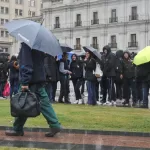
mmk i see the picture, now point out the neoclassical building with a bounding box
[42,0,150,52]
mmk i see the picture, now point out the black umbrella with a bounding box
[83,46,101,60]
[60,43,73,52]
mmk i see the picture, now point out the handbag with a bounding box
[11,90,40,117]
[3,82,10,97]
[94,63,103,78]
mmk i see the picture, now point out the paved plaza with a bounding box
[0,127,150,150]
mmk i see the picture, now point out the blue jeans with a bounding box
[10,79,19,97]
[87,81,96,105]
[141,82,149,107]
[46,81,57,102]
[107,77,116,102]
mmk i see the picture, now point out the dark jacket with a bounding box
[44,55,59,82]
[102,46,116,77]
[115,50,123,81]
[122,51,135,79]
[70,60,83,79]
[0,62,8,82]
[9,61,19,80]
[19,43,46,86]
[136,62,150,82]
[85,58,96,81]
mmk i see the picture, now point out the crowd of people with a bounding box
[0,45,150,109]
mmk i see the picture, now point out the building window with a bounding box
[5,7,9,14]
[130,6,138,20]
[15,0,23,4]
[74,38,81,50]
[5,19,8,23]
[19,9,23,16]
[28,0,35,7]
[1,0,9,2]
[15,9,23,16]
[54,17,60,28]
[91,37,98,49]
[110,9,118,23]
[5,31,8,37]
[1,30,4,37]
[91,12,99,25]
[32,12,35,17]
[128,34,138,47]
[109,35,117,48]
[1,7,4,14]
[75,14,82,26]
[1,19,4,25]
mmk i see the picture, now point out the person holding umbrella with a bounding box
[5,19,63,137]
[84,51,97,105]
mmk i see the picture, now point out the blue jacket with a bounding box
[19,43,46,86]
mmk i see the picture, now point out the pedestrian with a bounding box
[5,43,62,137]
[136,62,150,108]
[122,51,136,106]
[58,52,72,104]
[9,55,19,98]
[44,54,60,103]
[70,54,83,104]
[115,50,123,104]
[0,53,10,98]
[102,45,116,106]
[84,51,97,105]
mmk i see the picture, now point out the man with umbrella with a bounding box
[5,20,63,137]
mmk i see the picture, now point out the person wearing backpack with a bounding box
[70,54,83,104]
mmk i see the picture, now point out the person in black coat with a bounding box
[70,54,83,104]
[44,54,60,103]
[5,43,61,137]
[122,51,136,106]
[0,54,10,98]
[115,50,123,102]
[58,52,72,103]
[9,55,19,98]
[102,45,116,106]
[136,62,150,108]
[84,51,97,105]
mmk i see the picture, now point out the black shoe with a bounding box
[58,100,64,103]
[65,101,71,104]
[45,127,62,137]
[5,130,24,136]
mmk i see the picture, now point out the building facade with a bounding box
[42,0,150,52]
[0,0,42,54]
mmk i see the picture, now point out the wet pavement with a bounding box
[0,127,150,150]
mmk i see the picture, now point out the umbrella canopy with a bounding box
[60,43,73,52]
[82,46,101,60]
[4,19,62,56]
[133,46,150,65]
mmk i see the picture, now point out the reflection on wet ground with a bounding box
[0,127,150,150]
